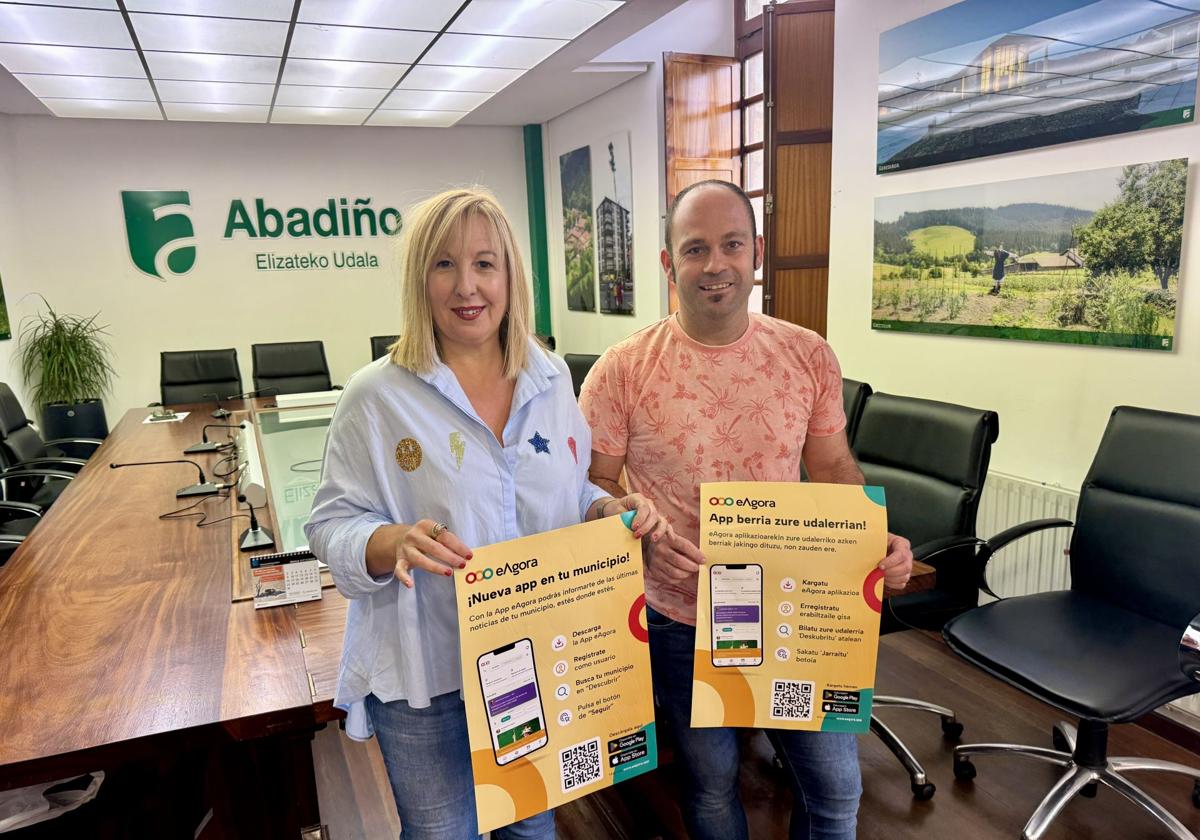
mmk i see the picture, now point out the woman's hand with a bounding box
[366,520,473,589]
[607,493,670,543]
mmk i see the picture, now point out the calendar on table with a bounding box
[251,549,322,609]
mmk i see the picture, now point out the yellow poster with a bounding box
[455,513,657,834]
[692,482,888,732]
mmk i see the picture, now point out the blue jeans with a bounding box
[365,692,556,840]
[647,607,861,840]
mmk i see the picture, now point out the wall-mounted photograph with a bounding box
[872,158,1188,350]
[559,145,595,312]
[595,132,634,316]
[877,0,1199,174]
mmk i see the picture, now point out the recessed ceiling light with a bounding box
[281,58,406,89]
[367,110,467,128]
[156,79,274,105]
[145,51,281,84]
[450,0,623,40]
[299,0,455,32]
[382,89,494,111]
[398,64,524,93]
[130,13,289,56]
[124,0,295,20]
[275,85,387,109]
[0,6,132,49]
[15,74,154,101]
[0,44,145,77]
[270,105,373,125]
[43,98,162,119]
[164,102,270,122]
[423,33,564,70]
[289,24,433,63]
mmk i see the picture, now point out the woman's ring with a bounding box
[430,522,448,540]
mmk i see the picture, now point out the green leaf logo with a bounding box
[121,190,197,279]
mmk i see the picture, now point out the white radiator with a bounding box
[976,471,1200,723]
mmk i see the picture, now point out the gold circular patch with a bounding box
[395,437,422,472]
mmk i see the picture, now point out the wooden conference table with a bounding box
[0,397,933,837]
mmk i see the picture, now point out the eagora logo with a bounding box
[121,190,197,280]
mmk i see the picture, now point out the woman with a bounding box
[304,187,667,840]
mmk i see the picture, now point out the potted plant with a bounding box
[18,297,115,439]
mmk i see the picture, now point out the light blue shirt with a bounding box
[304,339,608,739]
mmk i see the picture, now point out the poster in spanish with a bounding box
[692,482,888,732]
[456,513,657,833]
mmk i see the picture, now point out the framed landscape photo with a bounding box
[877,1,1200,174]
[872,158,1188,351]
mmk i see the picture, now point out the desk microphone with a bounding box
[109,459,224,498]
[202,392,231,420]
[224,386,281,409]
[183,423,246,455]
[237,493,276,551]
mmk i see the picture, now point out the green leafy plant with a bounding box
[19,296,115,406]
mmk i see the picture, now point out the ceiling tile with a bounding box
[124,1,295,19]
[288,23,432,63]
[164,102,270,122]
[422,32,563,70]
[397,64,523,93]
[275,85,386,108]
[156,79,274,105]
[130,13,289,55]
[145,51,281,83]
[0,6,132,49]
[42,98,162,119]
[381,88,493,111]
[280,57,405,88]
[367,109,466,128]
[15,74,154,101]
[0,44,145,76]
[16,0,116,8]
[450,0,623,40]
[270,105,372,125]
[298,0,455,31]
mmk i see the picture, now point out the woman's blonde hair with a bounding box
[390,187,532,379]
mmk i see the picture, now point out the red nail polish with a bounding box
[445,569,453,577]
[460,562,467,569]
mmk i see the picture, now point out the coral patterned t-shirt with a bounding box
[579,313,846,625]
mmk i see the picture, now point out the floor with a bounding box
[313,632,1200,839]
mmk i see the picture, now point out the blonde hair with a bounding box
[390,187,532,379]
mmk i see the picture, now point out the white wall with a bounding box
[543,0,734,355]
[0,117,23,406]
[830,0,1200,489]
[0,115,529,425]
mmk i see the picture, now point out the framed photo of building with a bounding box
[877,1,1199,173]
[595,132,634,315]
[559,145,595,312]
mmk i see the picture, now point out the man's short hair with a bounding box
[664,179,757,256]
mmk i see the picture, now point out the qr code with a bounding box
[770,679,814,721]
[559,737,603,793]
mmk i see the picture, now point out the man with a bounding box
[990,244,1014,295]
[579,180,912,840]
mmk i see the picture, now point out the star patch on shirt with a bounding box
[567,436,578,464]
[528,431,550,454]
[395,437,422,472]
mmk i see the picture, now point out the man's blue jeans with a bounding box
[647,607,861,840]
[366,692,556,840]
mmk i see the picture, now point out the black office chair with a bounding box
[252,341,333,395]
[853,392,999,799]
[945,406,1200,839]
[370,335,399,361]
[0,383,100,508]
[564,353,599,398]
[160,348,242,407]
[841,378,872,446]
[0,487,46,567]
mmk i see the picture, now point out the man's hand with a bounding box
[880,532,913,591]
[646,527,704,582]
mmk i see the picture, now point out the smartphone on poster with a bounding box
[711,563,764,667]
[477,638,549,765]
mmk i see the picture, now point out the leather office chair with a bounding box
[945,406,1200,840]
[841,378,872,446]
[564,353,599,398]
[160,348,242,407]
[0,383,100,509]
[252,341,333,395]
[370,335,399,361]
[853,392,999,799]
